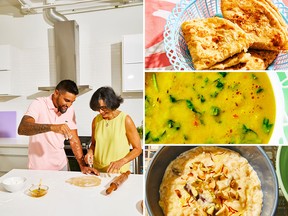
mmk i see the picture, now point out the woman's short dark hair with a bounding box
[56,80,79,95]
[90,86,123,111]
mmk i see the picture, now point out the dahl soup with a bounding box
[145,72,275,144]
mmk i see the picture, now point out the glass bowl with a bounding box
[29,184,49,198]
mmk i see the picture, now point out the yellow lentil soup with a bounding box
[145,72,275,144]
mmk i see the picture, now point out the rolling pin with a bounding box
[106,171,131,195]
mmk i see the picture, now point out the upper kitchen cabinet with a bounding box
[0,44,20,101]
[0,45,12,95]
[0,45,11,71]
[122,34,143,92]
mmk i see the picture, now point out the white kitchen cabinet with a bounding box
[0,45,11,71]
[0,45,20,100]
[0,45,12,94]
[0,144,28,177]
[122,62,143,92]
[0,71,12,94]
[122,34,143,92]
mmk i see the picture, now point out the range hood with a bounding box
[28,4,92,99]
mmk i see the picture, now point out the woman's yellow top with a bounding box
[93,111,130,172]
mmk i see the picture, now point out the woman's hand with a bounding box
[107,159,127,173]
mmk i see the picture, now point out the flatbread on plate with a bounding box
[209,52,251,69]
[227,49,279,70]
[221,0,288,51]
[181,17,252,70]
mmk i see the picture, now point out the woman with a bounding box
[85,86,142,173]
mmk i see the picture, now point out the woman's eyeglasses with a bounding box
[95,106,108,112]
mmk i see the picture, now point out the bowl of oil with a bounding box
[29,184,49,198]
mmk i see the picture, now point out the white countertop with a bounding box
[0,169,143,216]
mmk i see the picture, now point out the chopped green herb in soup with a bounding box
[145,72,275,144]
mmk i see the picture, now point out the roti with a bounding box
[181,17,252,70]
[209,52,251,69]
[159,147,263,216]
[228,49,279,70]
[66,176,101,187]
[221,0,288,50]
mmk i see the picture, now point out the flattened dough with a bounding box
[66,176,101,187]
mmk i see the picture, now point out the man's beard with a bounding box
[58,106,68,114]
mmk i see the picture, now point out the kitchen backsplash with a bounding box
[0,111,16,138]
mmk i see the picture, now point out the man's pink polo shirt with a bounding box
[25,94,77,170]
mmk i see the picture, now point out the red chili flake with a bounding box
[175,189,182,198]
[233,114,238,118]
[194,121,199,126]
[230,129,233,133]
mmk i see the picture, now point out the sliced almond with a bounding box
[229,190,239,200]
[230,178,238,189]
[206,205,215,215]
[198,170,206,180]
[207,177,216,189]
[215,205,228,216]
[222,165,229,175]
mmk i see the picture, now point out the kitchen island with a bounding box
[0,169,143,215]
[0,138,29,176]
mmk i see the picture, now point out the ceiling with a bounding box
[0,0,23,17]
[0,0,143,17]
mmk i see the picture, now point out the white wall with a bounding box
[0,6,143,136]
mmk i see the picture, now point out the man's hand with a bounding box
[80,166,100,175]
[84,150,94,167]
[18,115,72,140]
[50,124,72,140]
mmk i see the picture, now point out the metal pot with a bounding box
[145,146,278,216]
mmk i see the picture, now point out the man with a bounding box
[18,80,99,175]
